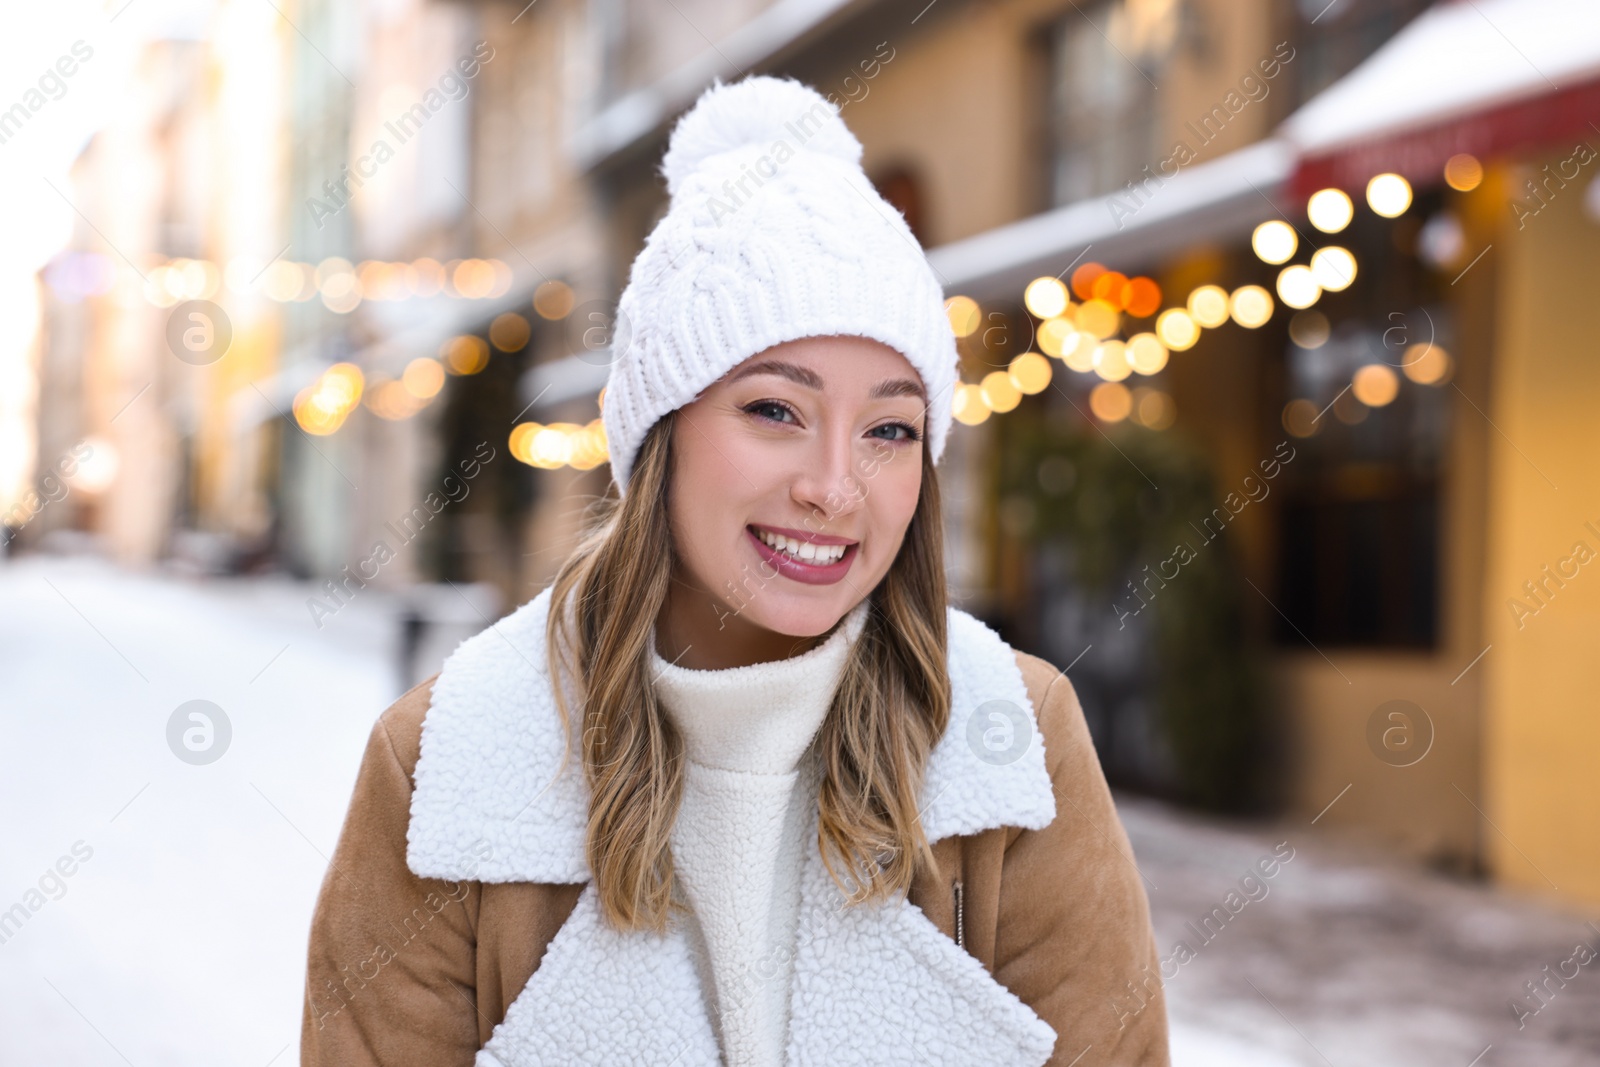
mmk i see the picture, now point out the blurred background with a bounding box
[3,0,1600,1063]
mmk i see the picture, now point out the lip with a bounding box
[747,522,858,547]
[745,525,858,586]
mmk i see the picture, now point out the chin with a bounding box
[744,596,849,639]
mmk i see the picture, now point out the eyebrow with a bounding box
[727,358,927,402]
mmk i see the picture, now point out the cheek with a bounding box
[667,416,751,585]
[866,458,922,547]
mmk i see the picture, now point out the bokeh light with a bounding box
[1352,363,1400,406]
[1229,285,1274,328]
[1008,351,1052,394]
[1307,188,1354,233]
[981,370,1023,412]
[1070,261,1106,302]
[1126,333,1168,375]
[1186,285,1230,328]
[1074,298,1120,340]
[1093,339,1132,382]
[1282,398,1321,437]
[1310,247,1357,292]
[1276,264,1321,309]
[1156,307,1200,351]
[1401,342,1452,385]
[402,357,445,399]
[443,334,490,375]
[952,381,992,424]
[1024,276,1070,319]
[1252,220,1298,264]
[1366,172,1413,217]
[1089,381,1132,421]
[1444,153,1483,192]
[533,279,575,319]
[490,312,531,352]
[1289,309,1330,348]
[946,295,981,338]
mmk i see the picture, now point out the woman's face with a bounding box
[663,334,928,646]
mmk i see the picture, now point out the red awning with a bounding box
[1280,0,1600,200]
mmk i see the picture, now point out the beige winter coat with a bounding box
[299,589,1170,1066]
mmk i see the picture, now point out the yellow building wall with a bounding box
[1482,145,1600,906]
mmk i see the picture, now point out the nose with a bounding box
[790,422,867,525]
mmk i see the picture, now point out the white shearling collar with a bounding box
[405,584,1060,1066]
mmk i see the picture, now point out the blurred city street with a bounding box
[5,556,1600,1066]
[6,0,1600,1062]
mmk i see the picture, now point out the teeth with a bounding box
[755,528,848,565]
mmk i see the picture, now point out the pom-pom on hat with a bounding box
[602,74,958,494]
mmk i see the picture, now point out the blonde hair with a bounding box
[545,410,952,932]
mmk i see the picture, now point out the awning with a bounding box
[1281,0,1600,199]
[924,138,1294,302]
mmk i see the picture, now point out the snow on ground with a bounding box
[4,555,1599,1065]
[0,554,402,1066]
[1124,796,1600,1067]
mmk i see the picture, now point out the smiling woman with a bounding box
[302,74,1170,1067]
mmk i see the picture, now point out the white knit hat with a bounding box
[602,74,958,494]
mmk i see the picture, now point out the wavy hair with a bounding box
[545,410,951,933]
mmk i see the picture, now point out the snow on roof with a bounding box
[925,139,1295,300]
[1279,0,1600,155]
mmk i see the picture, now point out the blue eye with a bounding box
[745,400,797,424]
[873,421,923,443]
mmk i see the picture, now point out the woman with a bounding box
[301,75,1169,1066]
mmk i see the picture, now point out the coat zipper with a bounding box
[953,878,964,949]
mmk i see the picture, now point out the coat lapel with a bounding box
[408,585,1060,1067]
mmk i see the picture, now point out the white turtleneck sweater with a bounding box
[648,598,870,1067]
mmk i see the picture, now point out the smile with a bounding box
[745,524,858,586]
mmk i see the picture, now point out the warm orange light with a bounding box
[1008,352,1053,394]
[1186,285,1230,328]
[1090,270,1129,308]
[402,358,445,399]
[1132,387,1175,429]
[1366,173,1412,218]
[1252,220,1298,265]
[1070,262,1107,302]
[1156,308,1200,351]
[1122,276,1162,318]
[1401,342,1452,385]
[1093,340,1132,382]
[454,259,497,299]
[1127,333,1168,375]
[952,381,992,425]
[412,258,445,297]
[946,295,981,338]
[490,312,531,352]
[1282,398,1321,437]
[443,335,490,375]
[981,370,1023,413]
[1352,363,1399,406]
[1229,285,1274,328]
[1024,276,1070,319]
[1089,381,1132,422]
[1444,154,1483,192]
[1074,298,1120,340]
[1308,188,1354,233]
[534,280,575,320]
[1037,316,1077,358]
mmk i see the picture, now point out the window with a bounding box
[1271,189,1452,649]
[1045,0,1173,205]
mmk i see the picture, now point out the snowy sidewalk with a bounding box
[4,556,1599,1065]
[0,554,402,1066]
[1123,795,1600,1066]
